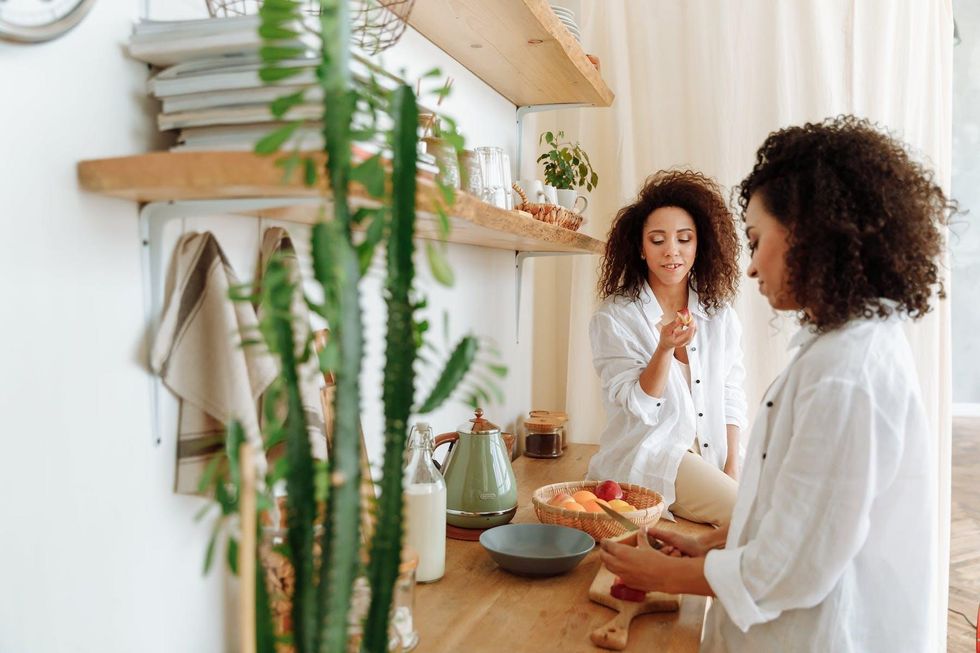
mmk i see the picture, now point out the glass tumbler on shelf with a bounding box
[475,145,507,208]
[459,149,484,197]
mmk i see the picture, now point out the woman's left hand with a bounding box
[724,458,739,480]
[599,538,673,593]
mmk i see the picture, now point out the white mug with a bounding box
[556,189,588,214]
[542,184,558,205]
[517,179,545,203]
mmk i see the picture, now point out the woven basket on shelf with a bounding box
[512,183,584,232]
[532,481,664,541]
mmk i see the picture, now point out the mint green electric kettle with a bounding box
[433,408,518,529]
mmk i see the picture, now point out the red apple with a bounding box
[611,578,647,602]
[595,479,624,502]
[676,307,692,325]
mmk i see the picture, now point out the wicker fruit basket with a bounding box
[532,481,665,541]
[512,183,584,232]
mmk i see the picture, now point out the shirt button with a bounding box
[698,412,703,417]
[702,442,709,448]
[695,379,701,384]
[656,402,661,407]
[762,453,767,460]
[766,401,774,407]
[691,346,697,351]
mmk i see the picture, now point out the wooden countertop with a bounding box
[414,443,710,653]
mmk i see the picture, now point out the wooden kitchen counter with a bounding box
[414,443,711,653]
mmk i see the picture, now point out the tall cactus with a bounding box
[313,1,367,652]
[190,2,512,653]
[364,84,418,652]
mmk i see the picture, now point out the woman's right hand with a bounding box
[656,317,697,353]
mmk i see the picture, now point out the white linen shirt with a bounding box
[587,283,747,514]
[702,310,936,652]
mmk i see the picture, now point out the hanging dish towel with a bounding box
[256,226,328,461]
[151,231,278,494]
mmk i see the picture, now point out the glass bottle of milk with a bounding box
[403,422,446,582]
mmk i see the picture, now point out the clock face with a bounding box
[0,0,96,43]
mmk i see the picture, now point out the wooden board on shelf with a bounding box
[407,0,614,107]
[76,151,604,255]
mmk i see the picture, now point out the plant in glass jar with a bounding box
[196,2,506,653]
[536,130,599,192]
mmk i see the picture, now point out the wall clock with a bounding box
[0,0,97,43]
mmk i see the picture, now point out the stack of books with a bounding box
[128,14,435,164]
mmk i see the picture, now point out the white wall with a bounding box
[0,1,527,651]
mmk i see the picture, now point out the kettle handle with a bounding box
[432,432,458,472]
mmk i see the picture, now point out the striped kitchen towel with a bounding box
[151,231,277,494]
[256,226,328,462]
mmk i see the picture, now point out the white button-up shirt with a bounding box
[587,283,747,513]
[702,310,936,652]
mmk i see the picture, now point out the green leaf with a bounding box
[255,122,300,154]
[303,157,318,186]
[417,335,479,413]
[356,207,387,274]
[258,24,300,40]
[227,536,239,575]
[436,208,451,239]
[274,152,301,183]
[260,45,307,62]
[425,241,454,286]
[270,90,306,119]
[197,454,224,496]
[203,519,222,575]
[351,154,386,197]
[488,363,508,377]
[259,66,308,83]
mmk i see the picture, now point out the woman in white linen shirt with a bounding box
[588,170,747,527]
[600,116,954,652]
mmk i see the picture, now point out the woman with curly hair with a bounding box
[600,116,952,653]
[587,170,746,528]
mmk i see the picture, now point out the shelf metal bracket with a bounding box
[515,103,593,180]
[138,197,322,447]
[514,250,593,344]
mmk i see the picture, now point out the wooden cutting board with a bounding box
[587,530,680,651]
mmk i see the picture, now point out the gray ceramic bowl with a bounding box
[479,523,595,576]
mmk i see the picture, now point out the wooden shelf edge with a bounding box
[77,151,604,255]
[407,0,614,108]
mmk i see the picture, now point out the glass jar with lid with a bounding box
[523,417,563,458]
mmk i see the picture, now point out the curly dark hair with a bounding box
[598,170,741,312]
[737,115,954,332]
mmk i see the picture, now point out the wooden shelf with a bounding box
[407,0,614,108]
[77,151,604,255]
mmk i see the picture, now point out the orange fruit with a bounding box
[582,500,604,513]
[609,499,635,513]
[561,501,586,512]
[548,492,573,507]
[572,490,598,504]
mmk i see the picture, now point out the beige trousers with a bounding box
[669,451,737,527]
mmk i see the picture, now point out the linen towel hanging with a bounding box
[151,231,277,494]
[256,226,328,462]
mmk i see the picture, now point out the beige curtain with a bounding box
[529,1,952,647]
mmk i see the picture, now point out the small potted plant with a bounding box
[536,130,598,213]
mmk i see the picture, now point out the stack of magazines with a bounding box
[128,14,435,164]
